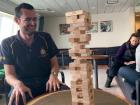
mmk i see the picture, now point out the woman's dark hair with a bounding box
[15,3,34,18]
[127,33,138,43]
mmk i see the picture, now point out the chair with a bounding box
[136,79,140,105]
[0,68,4,95]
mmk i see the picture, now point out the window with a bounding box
[0,11,19,44]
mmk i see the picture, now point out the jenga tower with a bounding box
[65,10,94,105]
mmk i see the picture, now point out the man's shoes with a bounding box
[105,77,112,88]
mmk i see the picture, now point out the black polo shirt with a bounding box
[1,31,58,81]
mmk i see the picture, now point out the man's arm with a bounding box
[46,56,60,92]
[4,64,33,105]
[4,64,22,87]
[50,56,59,75]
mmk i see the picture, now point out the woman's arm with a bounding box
[136,45,140,72]
[115,43,127,61]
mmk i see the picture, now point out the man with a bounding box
[136,33,140,73]
[1,3,69,105]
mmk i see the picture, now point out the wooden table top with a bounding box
[27,89,129,105]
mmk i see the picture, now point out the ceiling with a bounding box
[8,0,139,17]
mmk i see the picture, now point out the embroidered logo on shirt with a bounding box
[40,48,47,57]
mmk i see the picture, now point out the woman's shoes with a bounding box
[105,77,113,88]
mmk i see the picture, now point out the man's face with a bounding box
[16,8,37,35]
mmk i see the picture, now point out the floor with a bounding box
[0,65,128,105]
[59,65,126,99]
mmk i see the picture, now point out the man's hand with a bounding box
[8,81,33,105]
[46,74,60,92]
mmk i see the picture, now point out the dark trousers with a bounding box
[107,60,123,78]
[9,84,70,105]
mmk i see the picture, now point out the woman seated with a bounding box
[105,32,140,88]
[118,29,140,88]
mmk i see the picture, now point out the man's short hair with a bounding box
[15,3,34,18]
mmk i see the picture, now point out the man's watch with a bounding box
[51,71,58,76]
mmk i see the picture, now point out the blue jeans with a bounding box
[118,66,140,86]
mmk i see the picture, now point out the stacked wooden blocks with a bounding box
[65,10,94,105]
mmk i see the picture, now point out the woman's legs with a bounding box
[118,66,140,86]
[105,60,123,87]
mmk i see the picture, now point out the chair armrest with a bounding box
[136,79,140,105]
[59,71,65,83]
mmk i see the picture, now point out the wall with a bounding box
[44,8,135,49]
[136,16,140,31]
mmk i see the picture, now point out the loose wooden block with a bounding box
[65,10,87,16]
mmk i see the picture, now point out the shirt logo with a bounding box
[40,48,47,57]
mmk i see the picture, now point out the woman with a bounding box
[118,29,140,87]
[105,33,140,88]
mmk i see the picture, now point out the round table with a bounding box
[27,89,129,105]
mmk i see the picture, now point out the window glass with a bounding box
[0,11,19,43]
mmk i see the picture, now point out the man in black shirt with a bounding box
[1,3,68,105]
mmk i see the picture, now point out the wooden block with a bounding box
[65,10,87,16]
[72,30,86,35]
[73,44,85,49]
[74,59,88,64]
[79,49,91,54]
[72,102,94,105]
[71,78,93,87]
[79,26,89,31]
[66,15,78,24]
[69,53,81,57]
[70,23,90,28]
[68,27,89,32]
[69,38,79,43]
[77,18,90,23]
[72,94,94,104]
[70,70,92,80]
[80,35,91,43]
[69,48,78,53]
[69,35,80,43]
[69,63,80,70]
[71,84,93,94]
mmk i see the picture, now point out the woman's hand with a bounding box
[124,61,136,65]
[8,81,33,105]
[46,74,61,92]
